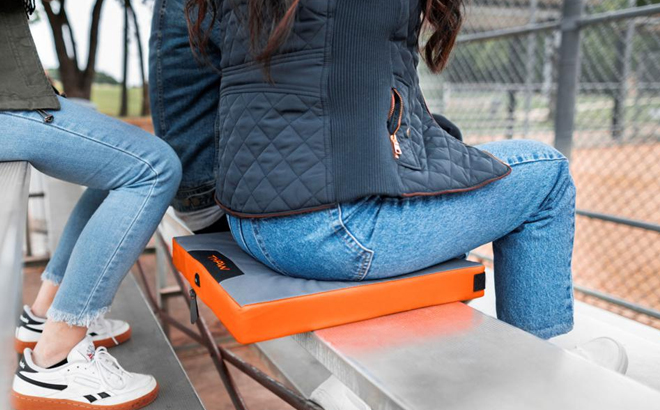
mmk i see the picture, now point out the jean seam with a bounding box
[230,217,246,253]
[250,220,293,277]
[176,180,216,196]
[505,156,568,167]
[526,321,574,338]
[154,0,168,135]
[78,172,158,321]
[234,218,257,260]
[335,205,374,281]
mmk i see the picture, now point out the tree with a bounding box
[119,0,150,117]
[130,2,150,116]
[41,0,106,99]
[120,0,129,116]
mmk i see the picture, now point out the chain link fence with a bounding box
[420,0,660,328]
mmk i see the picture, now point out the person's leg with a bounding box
[30,282,58,318]
[19,188,131,353]
[149,0,225,232]
[31,189,108,317]
[231,139,575,339]
[1,97,181,367]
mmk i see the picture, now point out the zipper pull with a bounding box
[387,88,404,160]
[36,110,54,123]
[189,289,199,324]
[390,134,402,159]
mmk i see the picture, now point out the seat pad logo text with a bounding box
[189,250,245,282]
[208,255,231,271]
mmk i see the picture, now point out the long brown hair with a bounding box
[186,0,463,73]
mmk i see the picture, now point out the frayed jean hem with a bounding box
[528,320,574,340]
[46,305,109,328]
[41,270,64,286]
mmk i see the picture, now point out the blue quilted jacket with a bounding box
[216,0,511,217]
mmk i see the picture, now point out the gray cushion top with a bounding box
[175,232,482,307]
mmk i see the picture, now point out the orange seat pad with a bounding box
[173,234,485,344]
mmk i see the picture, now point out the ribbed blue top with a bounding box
[327,0,402,202]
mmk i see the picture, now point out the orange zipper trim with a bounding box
[389,88,404,159]
[391,88,404,136]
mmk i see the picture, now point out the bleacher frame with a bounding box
[138,229,323,410]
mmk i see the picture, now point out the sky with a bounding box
[29,0,155,86]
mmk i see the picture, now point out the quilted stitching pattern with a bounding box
[398,100,511,192]
[217,92,329,214]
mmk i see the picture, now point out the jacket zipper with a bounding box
[387,88,403,159]
[36,109,54,123]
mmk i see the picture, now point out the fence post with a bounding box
[523,0,539,137]
[553,0,585,160]
[612,0,636,140]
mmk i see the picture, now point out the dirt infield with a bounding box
[571,143,660,328]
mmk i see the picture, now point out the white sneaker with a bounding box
[15,306,132,353]
[11,336,158,410]
[569,337,629,374]
[310,375,371,410]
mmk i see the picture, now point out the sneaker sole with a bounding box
[10,382,158,410]
[14,328,132,353]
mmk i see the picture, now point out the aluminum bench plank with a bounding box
[470,268,660,392]
[0,162,31,410]
[294,302,660,410]
[257,338,332,398]
[109,273,205,409]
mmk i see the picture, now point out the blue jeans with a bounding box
[229,140,576,339]
[149,0,221,213]
[0,97,182,327]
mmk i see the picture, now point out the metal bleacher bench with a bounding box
[157,211,660,410]
[0,161,205,410]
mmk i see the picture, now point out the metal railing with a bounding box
[423,0,660,327]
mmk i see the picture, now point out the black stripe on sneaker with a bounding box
[16,373,67,391]
[21,324,43,333]
[98,392,110,399]
[47,358,68,369]
[17,358,38,374]
[85,395,97,403]
[20,312,46,325]
[89,332,98,337]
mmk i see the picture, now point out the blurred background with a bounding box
[26,0,660,329]
[29,0,153,118]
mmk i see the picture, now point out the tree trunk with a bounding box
[129,2,150,116]
[119,0,130,117]
[41,0,106,99]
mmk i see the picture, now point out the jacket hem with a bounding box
[217,161,512,219]
[216,196,337,219]
[0,96,61,112]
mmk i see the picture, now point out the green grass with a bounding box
[91,84,146,118]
